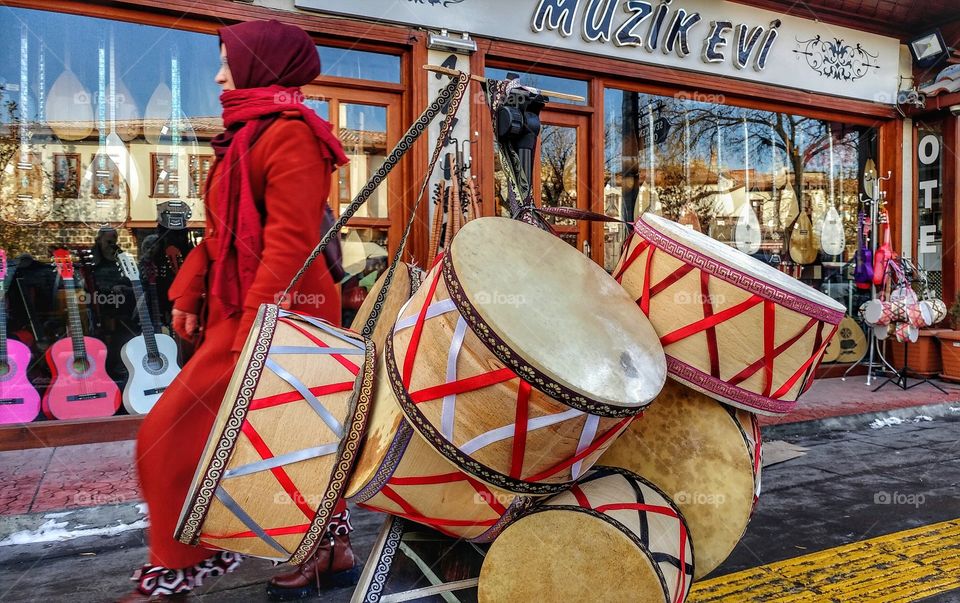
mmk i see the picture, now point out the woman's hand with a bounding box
[172,308,200,342]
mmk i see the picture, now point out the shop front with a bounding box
[0,0,954,448]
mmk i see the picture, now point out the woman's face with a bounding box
[215,44,235,91]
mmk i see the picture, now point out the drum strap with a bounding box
[279,71,470,337]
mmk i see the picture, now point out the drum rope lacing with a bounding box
[615,235,838,403]
[390,260,630,488]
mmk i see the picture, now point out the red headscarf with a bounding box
[210,19,348,316]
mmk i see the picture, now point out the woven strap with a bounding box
[279,72,470,315]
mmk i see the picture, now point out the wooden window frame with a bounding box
[89,154,120,199]
[52,153,81,199]
[149,152,179,199]
[187,153,213,199]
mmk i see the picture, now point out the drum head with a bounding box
[479,510,666,603]
[448,217,665,409]
[639,213,845,313]
[598,380,756,578]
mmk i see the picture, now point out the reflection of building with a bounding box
[0,1,958,448]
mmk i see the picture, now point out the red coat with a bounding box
[137,113,342,569]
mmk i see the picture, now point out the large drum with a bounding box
[598,379,761,578]
[388,217,666,493]
[176,306,375,563]
[614,213,845,415]
[346,354,531,542]
[479,467,694,603]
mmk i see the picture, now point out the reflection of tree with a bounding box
[0,86,54,225]
[539,125,576,209]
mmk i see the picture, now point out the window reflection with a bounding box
[485,68,588,106]
[339,103,388,219]
[318,46,401,83]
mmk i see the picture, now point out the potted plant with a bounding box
[937,299,960,382]
[891,328,945,377]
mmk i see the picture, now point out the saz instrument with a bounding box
[789,199,818,265]
[42,250,121,420]
[117,252,181,415]
[0,250,42,425]
[821,316,867,364]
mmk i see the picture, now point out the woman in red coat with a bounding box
[123,20,355,601]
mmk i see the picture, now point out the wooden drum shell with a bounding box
[176,305,375,563]
[346,353,534,542]
[614,213,845,415]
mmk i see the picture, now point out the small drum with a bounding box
[479,467,694,603]
[861,299,891,326]
[350,262,424,352]
[390,217,666,493]
[347,354,531,542]
[922,298,947,324]
[614,213,846,415]
[176,306,375,563]
[598,379,760,578]
[352,515,485,603]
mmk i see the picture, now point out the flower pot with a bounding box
[936,330,960,382]
[889,329,946,377]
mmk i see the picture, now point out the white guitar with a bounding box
[118,252,180,414]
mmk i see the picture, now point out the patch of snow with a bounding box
[42,511,74,519]
[0,518,148,547]
[135,503,148,516]
[870,416,905,429]
[913,416,933,422]
[950,406,960,412]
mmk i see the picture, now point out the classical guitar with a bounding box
[42,250,120,420]
[0,250,41,425]
[117,252,181,415]
[789,194,818,265]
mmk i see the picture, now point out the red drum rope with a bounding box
[249,382,355,411]
[279,318,360,375]
[240,422,315,520]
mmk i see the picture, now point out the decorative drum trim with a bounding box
[385,333,597,495]
[667,356,797,416]
[441,252,642,419]
[634,218,845,325]
[176,305,376,564]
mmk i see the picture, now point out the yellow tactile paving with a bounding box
[688,518,960,603]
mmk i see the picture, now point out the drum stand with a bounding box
[872,340,947,393]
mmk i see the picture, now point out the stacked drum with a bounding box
[177,213,845,602]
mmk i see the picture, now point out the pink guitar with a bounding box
[42,250,120,420]
[0,250,41,424]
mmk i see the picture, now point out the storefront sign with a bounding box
[296,0,901,103]
[917,127,942,270]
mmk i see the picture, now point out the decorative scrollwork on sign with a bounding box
[793,36,879,82]
[408,0,466,6]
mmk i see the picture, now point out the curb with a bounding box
[761,400,960,439]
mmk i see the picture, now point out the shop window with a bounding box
[340,226,389,326]
[187,154,213,198]
[603,87,878,317]
[916,122,942,298]
[485,68,588,106]
[90,154,121,199]
[317,46,401,83]
[338,103,388,219]
[150,153,179,198]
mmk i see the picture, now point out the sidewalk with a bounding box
[0,377,958,600]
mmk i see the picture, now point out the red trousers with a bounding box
[136,307,347,569]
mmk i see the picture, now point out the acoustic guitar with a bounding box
[42,250,121,420]
[118,252,181,415]
[789,194,818,265]
[821,316,868,364]
[0,250,41,425]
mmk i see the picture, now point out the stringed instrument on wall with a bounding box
[117,252,181,414]
[0,250,42,425]
[42,250,120,420]
[821,316,868,364]
[789,193,818,265]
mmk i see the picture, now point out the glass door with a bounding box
[535,112,590,254]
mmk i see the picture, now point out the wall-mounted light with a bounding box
[909,30,948,68]
[427,29,478,54]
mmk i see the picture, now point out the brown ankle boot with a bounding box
[266,533,359,601]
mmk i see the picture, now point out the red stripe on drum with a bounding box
[278,318,360,376]
[771,322,838,398]
[402,264,445,388]
[727,318,818,387]
[509,381,532,480]
[249,381,355,411]
[408,368,516,403]
[700,272,721,378]
[525,416,632,482]
[763,301,776,397]
[659,295,763,346]
[239,422,315,520]
[203,522,311,540]
[612,237,650,282]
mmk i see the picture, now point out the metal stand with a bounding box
[872,340,948,393]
